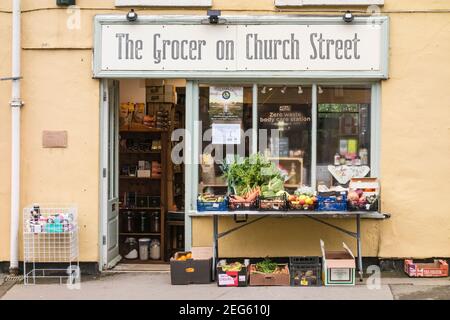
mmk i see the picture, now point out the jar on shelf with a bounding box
[124,211,135,233]
[149,239,161,260]
[139,211,149,233]
[150,212,160,233]
[123,237,138,260]
[138,238,150,260]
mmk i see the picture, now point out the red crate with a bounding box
[404,259,448,278]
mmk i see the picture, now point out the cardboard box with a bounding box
[146,85,175,103]
[137,170,151,178]
[320,240,356,286]
[404,259,449,277]
[249,264,290,286]
[217,260,249,287]
[170,247,213,285]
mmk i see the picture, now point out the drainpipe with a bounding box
[9,0,23,275]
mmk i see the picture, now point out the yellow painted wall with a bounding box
[0,0,449,265]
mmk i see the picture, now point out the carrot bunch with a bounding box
[229,186,260,203]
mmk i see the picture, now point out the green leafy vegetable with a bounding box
[221,154,284,197]
[255,258,278,274]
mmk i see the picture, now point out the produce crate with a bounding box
[249,264,290,286]
[288,200,316,211]
[347,178,380,211]
[317,192,347,211]
[228,197,258,211]
[404,259,448,278]
[217,260,249,287]
[258,195,288,211]
[197,198,228,212]
[289,257,322,287]
[347,199,378,211]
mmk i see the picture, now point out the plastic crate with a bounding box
[347,198,379,211]
[258,195,288,211]
[289,257,322,287]
[197,198,228,212]
[228,199,258,211]
[288,200,316,211]
[317,192,347,211]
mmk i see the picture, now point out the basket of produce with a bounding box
[317,191,347,211]
[288,186,317,211]
[258,193,288,211]
[289,256,322,286]
[221,154,287,212]
[249,258,290,286]
[197,193,228,212]
[228,187,259,211]
[347,178,380,211]
[216,260,249,287]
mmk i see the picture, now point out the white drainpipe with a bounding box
[9,0,23,275]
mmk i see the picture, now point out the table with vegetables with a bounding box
[192,154,388,281]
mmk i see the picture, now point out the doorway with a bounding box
[100,79,186,271]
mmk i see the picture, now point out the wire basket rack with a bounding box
[23,204,79,285]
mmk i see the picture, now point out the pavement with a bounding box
[0,271,449,300]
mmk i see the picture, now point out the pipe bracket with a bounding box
[10,99,24,108]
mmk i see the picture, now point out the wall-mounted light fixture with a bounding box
[318,86,324,94]
[343,11,354,23]
[298,86,303,94]
[56,0,75,5]
[126,9,138,22]
[261,86,267,94]
[280,86,287,94]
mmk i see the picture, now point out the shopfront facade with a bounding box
[0,0,449,272]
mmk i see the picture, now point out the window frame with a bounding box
[115,0,212,7]
[275,0,384,6]
[187,80,381,211]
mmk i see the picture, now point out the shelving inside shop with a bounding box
[118,80,186,264]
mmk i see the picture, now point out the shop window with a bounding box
[198,85,253,194]
[115,0,212,7]
[316,85,371,188]
[195,83,374,201]
[258,86,313,187]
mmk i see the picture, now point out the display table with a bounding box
[189,211,390,281]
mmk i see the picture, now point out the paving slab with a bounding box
[390,284,450,300]
[1,272,393,300]
[1,272,448,300]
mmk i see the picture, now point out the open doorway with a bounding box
[100,79,186,270]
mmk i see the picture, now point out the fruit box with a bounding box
[347,178,380,211]
[170,247,213,285]
[249,264,290,286]
[216,260,249,287]
[320,240,356,286]
[404,259,448,278]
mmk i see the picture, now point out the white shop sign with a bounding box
[94,16,389,78]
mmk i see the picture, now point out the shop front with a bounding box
[93,14,389,274]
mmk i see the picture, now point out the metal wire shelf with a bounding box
[23,204,79,285]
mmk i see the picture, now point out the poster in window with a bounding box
[209,87,243,122]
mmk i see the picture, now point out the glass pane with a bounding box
[198,85,253,195]
[258,86,312,189]
[316,85,371,188]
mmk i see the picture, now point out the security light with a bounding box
[318,86,324,94]
[127,9,138,22]
[298,86,303,94]
[343,11,354,23]
[261,86,267,94]
[208,10,222,25]
[280,86,287,94]
[56,0,75,5]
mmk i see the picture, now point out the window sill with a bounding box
[275,0,384,6]
[115,0,212,7]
